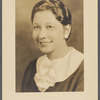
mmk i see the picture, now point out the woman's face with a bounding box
[32,10,67,54]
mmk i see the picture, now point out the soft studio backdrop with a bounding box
[16,0,83,92]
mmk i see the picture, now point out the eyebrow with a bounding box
[33,22,57,26]
[46,22,56,25]
[33,23,39,25]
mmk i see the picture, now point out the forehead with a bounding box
[33,10,60,25]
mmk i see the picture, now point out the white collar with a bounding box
[34,47,84,92]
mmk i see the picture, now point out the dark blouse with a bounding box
[21,59,84,92]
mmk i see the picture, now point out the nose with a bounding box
[38,28,47,39]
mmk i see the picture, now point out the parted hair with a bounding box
[31,0,72,26]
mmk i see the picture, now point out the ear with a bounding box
[64,24,71,39]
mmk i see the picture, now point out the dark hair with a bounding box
[31,0,72,26]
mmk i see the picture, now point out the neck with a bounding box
[47,41,69,61]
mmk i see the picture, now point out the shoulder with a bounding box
[27,59,37,69]
[21,58,37,91]
[72,60,84,91]
[62,60,84,91]
[67,59,84,81]
[24,58,38,75]
[74,60,84,77]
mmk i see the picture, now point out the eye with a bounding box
[47,25,54,29]
[33,26,40,29]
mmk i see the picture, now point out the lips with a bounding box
[39,41,52,46]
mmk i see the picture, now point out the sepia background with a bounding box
[16,0,83,92]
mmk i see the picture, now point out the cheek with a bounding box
[32,31,38,41]
[51,29,65,40]
[59,30,65,39]
[32,34,38,45]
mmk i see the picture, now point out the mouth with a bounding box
[39,41,52,46]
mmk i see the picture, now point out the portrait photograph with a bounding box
[16,0,84,92]
[2,0,98,99]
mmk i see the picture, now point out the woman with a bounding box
[21,0,84,92]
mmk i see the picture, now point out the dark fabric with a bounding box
[21,59,84,92]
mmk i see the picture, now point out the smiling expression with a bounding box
[32,10,67,54]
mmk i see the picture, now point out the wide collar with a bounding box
[34,47,84,92]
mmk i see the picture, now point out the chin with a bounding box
[39,48,52,54]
